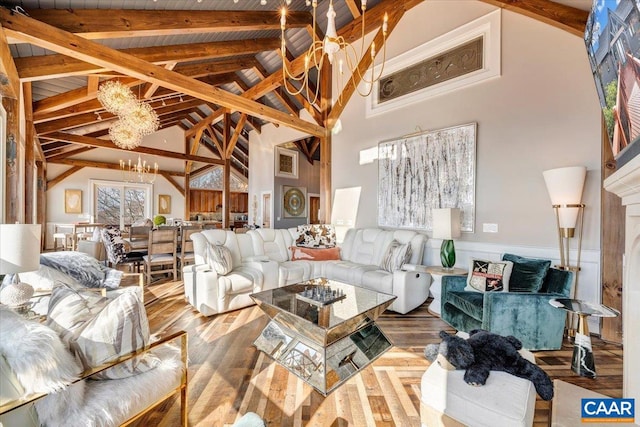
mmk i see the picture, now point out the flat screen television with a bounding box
[584,0,640,168]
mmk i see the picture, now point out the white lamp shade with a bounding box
[0,224,42,274]
[432,208,461,240]
[543,166,587,205]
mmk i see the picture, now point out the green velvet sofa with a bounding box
[440,255,574,351]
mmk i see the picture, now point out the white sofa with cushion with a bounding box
[184,226,430,316]
[183,229,279,316]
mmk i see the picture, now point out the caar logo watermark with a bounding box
[582,398,635,423]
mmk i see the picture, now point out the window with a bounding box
[90,180,152,229]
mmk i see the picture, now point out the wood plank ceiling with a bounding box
[0,0,589,184]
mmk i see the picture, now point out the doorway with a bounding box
[309,194,320,224]
[261,191,272,228]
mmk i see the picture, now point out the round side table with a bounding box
[424,266,467,316]
[549,298,619,378]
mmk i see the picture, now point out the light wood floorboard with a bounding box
[133,280,623,427]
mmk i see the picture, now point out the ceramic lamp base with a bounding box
[440,239,456,269]
[0,277,34,307]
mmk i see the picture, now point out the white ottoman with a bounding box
[420,347,537,427]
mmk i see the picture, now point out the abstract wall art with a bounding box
[378,122,476,231]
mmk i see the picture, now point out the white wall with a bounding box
[248,110,315,227]
[45,126,186,247]
[333,1,602,251]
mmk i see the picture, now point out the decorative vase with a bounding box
[440,239,456,269]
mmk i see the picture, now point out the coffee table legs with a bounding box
[571,313,596,378]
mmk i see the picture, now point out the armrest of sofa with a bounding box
[483,292,567,350]
[441,275,467,305]
[390,268,432,314]
[0,331,188,424]
[241,259,279,291]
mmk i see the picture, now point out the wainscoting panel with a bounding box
[422,239,602,334]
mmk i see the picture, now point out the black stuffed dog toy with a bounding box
[424,330,554,401]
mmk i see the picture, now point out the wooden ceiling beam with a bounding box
[46,166,84,190]
[158,172,185,196]
[49,158,185,177]
[0,23,20,99]
[478,0,588,37]
[46,146,95,162]
[172,56,260,79]
[226,114,247,160]
[13,38,281,81]
[345,0,362,18]
[143,62,177,98]
[41,131,224,165]
[24,9,311,40]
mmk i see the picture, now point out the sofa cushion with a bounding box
[380,239,412,272]
[278,260,312,286]
[295,224,336,248]
[206,243,233,275]
[447,291,485,321]
[101,227,128,264]
[40,251,122,289]
[290,246,341,261]
[324,260,377,285]
[360,269,394,294]
[502,253,551,293]
[46,286,159,380]
[465,259,513,293]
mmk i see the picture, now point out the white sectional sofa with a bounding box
[183,227,430,316]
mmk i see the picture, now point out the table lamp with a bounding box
[0,224,42,309]
[432,208,461,269]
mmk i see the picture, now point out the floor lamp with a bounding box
[543,166,586,335]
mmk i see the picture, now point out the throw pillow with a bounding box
[40,251,107,289]
[295,224,337,248]
[380,240,412,273]
[502,253,551,293]
[290,246,341,261]
[465,259,514,293]
[206,243,233,275]
[46,286,160,380]
[101,226,127,265]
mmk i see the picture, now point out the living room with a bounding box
[1,0,638,426]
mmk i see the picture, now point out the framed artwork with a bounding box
[283,186,307,218]
[158,194,171,214]
[584,2,640,168]
[275,146,299,179]
[378,122,476,231]
[64,189,82,214]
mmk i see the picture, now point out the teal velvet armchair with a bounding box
[441,266,574,350]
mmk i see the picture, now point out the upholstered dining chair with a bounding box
[143,227,178,284]
[178,225,202,276]
[100,227,146,272]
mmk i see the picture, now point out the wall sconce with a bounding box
[543,166,587,297]
[432,208,461,269]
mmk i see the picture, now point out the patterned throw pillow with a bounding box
[290,246,341,261]
[380,240,412,273]
[46,286,159,380]
[100,226,127,265]
[465,259,514,293]
[206,243,233,275]
[295,224,337,248]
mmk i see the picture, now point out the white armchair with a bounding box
[0,306,188,427]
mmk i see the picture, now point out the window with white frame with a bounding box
[90,180,152,229]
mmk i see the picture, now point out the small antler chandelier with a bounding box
[280,0,388,105]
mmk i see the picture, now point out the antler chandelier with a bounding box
[280,0,388,105]
[97,81,159,150]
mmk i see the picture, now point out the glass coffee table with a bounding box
[250,278,396,396]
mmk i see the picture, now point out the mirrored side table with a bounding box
[549,298,620,378]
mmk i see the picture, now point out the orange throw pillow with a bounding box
[290,246,341,261]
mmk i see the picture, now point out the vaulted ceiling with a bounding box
[0,0,590,183]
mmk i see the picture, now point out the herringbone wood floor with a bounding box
[134,281,623,427]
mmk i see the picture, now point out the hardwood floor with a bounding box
[135,281,623,427]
